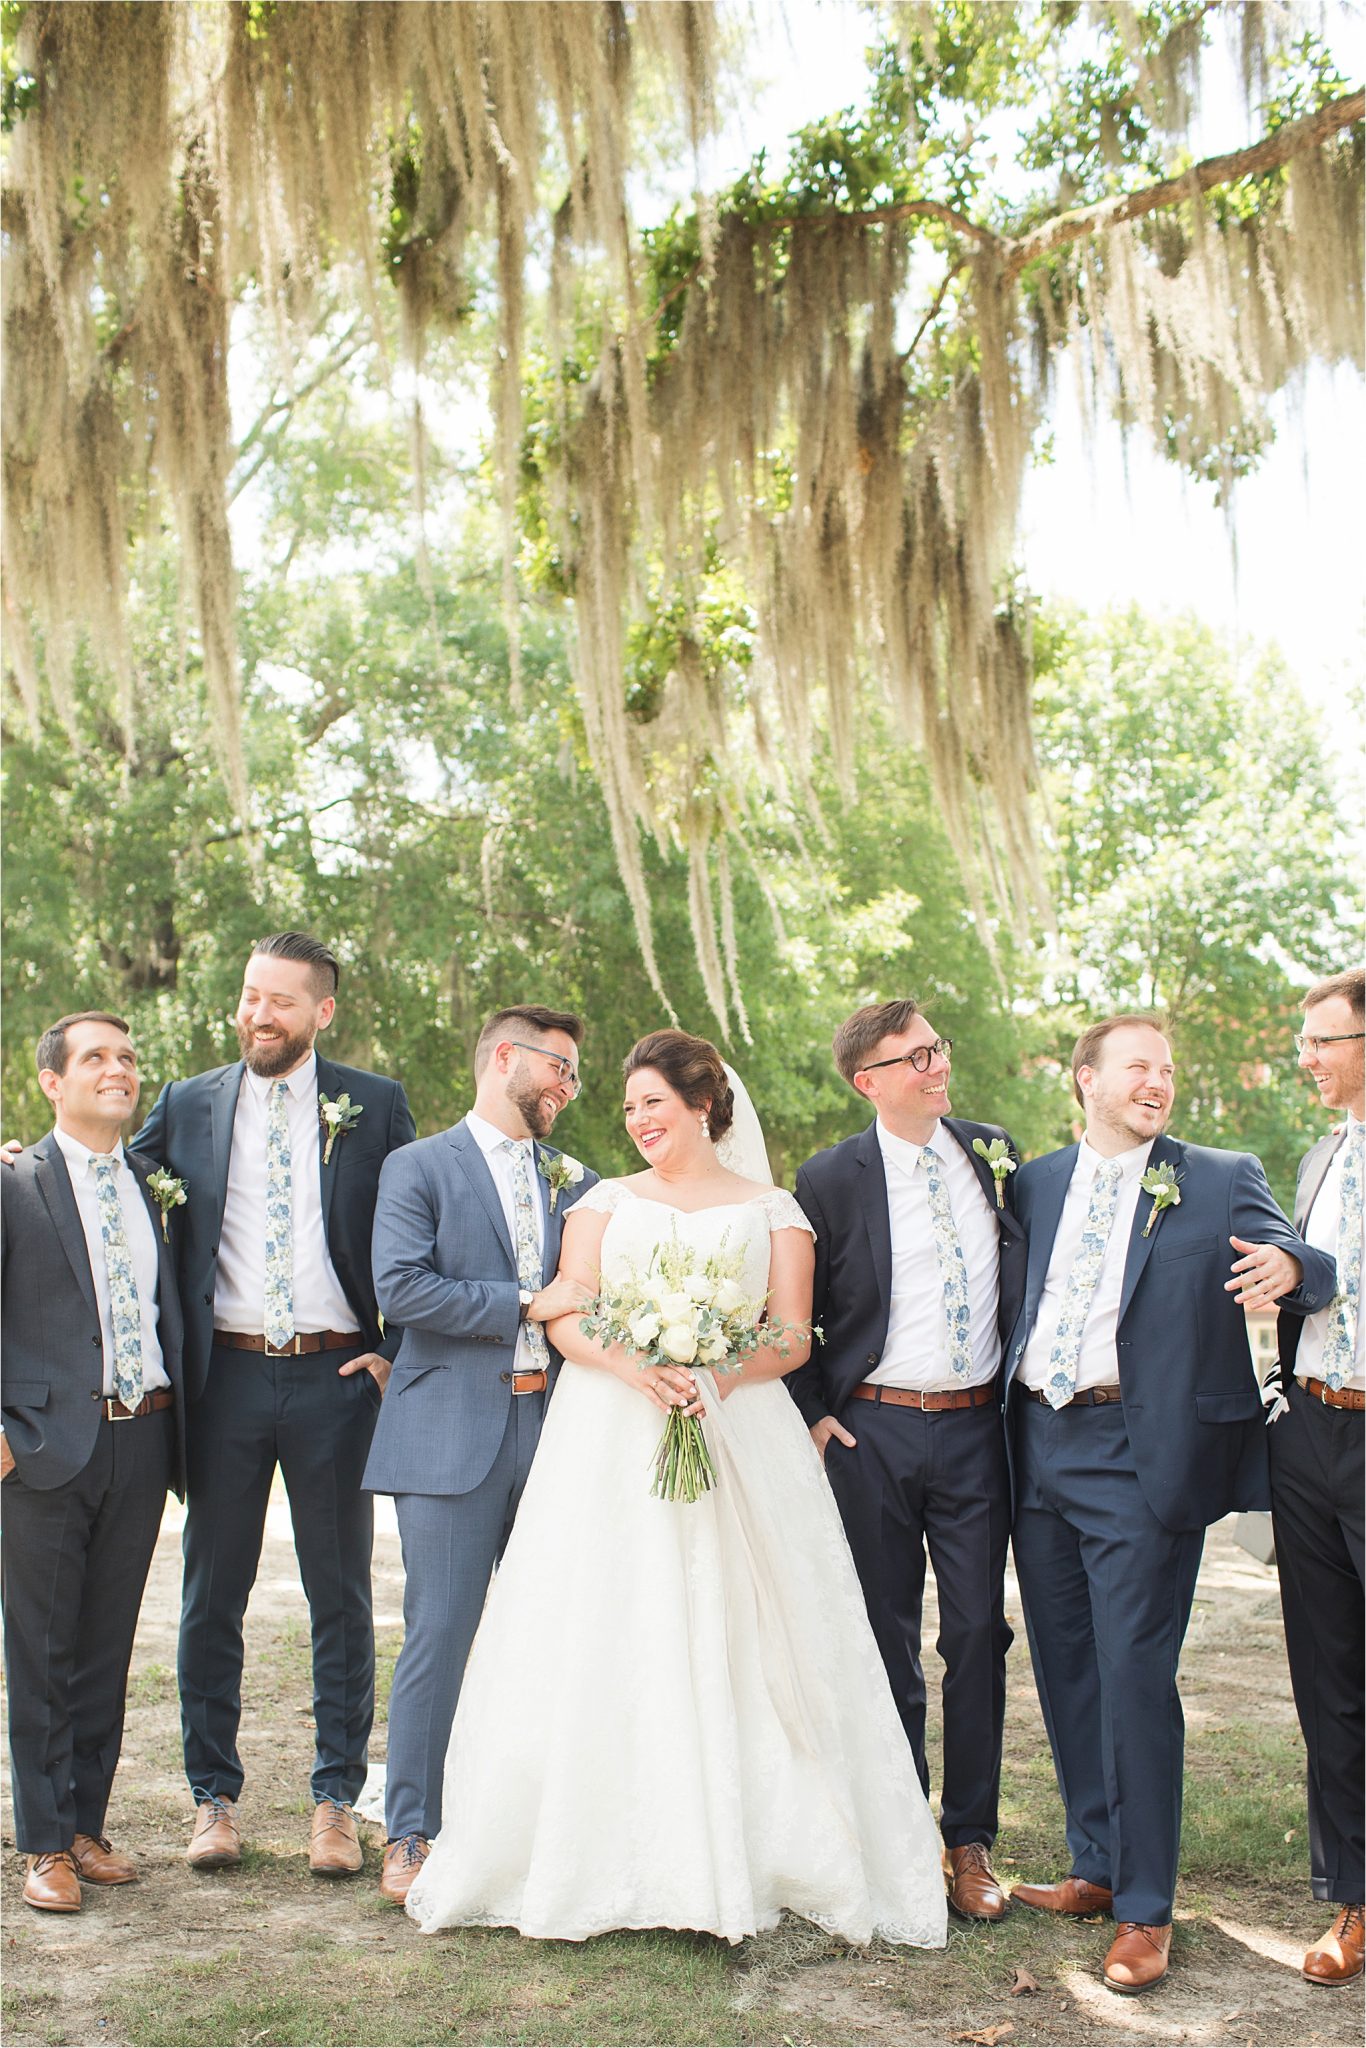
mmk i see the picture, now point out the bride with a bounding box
[405,1030,948,1948]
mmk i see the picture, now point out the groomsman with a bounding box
[364,1007,594,1905]
[2,1013,186,1911]
[1005,1013,1334,1993]
[131,933,415,1876]
[1265,969,1364,1985]
[790,999,1026,1922]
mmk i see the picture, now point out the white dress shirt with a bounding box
[1293,1115,1365,1392]
[1018,1138,1155,1393]
[868,1120,1002,1392]
[213,1053,358,1337]
[465,1112,545,1376]
[53,1126,170,1396]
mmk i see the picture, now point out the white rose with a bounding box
[661,1322,699,1363]
[627,1309,661,1347]
[682,1274,714,1304]
[559,1156,585,1183]
[657,1290,695,1325]
[697,1330,729,1364]
[712,1277,748,1315]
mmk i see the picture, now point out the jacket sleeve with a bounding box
[373,1083,419,1360]
[1232,1151,1335,1318]
[129,1080,173,1160]
[371,1146,522,1345]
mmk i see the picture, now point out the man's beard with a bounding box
[507,1059,560,1140]
[236,1019,314,1077]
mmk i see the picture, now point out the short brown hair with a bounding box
[1303,969,1364,1019]
[249,931,340,998]
[475,1005,584,1077]
[831,999,923,1088]
[622,1030,735,1140]
[1071,1013,1169,1106]
[36,1011,132,1077]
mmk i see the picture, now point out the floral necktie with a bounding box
[917,1147,973,1380]
[1046,1158,1123,1408]
[91,1154,145,1409]
[265,1078,295,1351]
[1322,1125,1364,1391]
[503,1139,549,1370]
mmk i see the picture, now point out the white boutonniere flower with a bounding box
[1139,1161,1182,1237]
[539,1151,585,1213]
[319,1091,363,1165]
[972,1136,1017,1210]
[146,1168,187,1242]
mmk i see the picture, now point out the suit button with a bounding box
[867,1354,878,1366]
[500,1371,512,1384]
[203,1295,213,1306]
[91,1389,101,1399]
[92,1335,101,1346]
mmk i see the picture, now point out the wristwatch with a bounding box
[518,1288,534,1318]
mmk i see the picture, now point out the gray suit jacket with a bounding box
[363,1121,597,1497]
[1,1131,187,1493]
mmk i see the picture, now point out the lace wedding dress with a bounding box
[406,1184,948,1948]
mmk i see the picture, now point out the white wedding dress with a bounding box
[405,1184,948,1949]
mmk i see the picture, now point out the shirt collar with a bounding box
[877,1118,944,1172]
[53,1125,127,1175]
[466,1110,530,1159]
[1078,1134,1154,1183]
[243,1050,318,1104]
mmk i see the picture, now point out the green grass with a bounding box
[126,1660,178,1707]
[1182,1723,1308,1881]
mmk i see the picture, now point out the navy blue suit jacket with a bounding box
[131,1052,416,1400]
[1005,1133,1335,1531]
[789,1117,1027,1428]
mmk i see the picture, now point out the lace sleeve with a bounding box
[568,1179,632,1217]
[757,1188,816,1238]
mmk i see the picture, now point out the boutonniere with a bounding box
[972,1136,1017,1210]
[145,1168,187,1242]
[1139,1161,1182,1236]
[539,1151,585,1213]
[319,1091,363,1165]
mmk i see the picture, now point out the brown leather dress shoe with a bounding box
[1103,1921,1172,1993]
[23,1851,82,1913]
[1012,1874,1115,1918]
[71,1833,138,1885]
[1303,1903,1365,1985]
[379,1833,430,1905]
[946,1842,1008,1920]
[310,1799,363,1876]
[187,1794,241,1869]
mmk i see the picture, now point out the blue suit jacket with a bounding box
[1005,1133,1336,1531]
[789,1116,1027,1428]
[131,1052,416,1399]
[363,1120,598,1498]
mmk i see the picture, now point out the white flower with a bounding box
[558,1156,585,1184]
[628,1309,662,1347]
[657,1290,696,1325]
[697,1330,729,1364]
[661,1322,699,1364]
[682,1273,714,1304]
[713,1277,747,1315]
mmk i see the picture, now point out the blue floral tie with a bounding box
[503,1140,549,1369]
[917,1147,973,1381]
[91,1155,145,1409]
[1046,1158,1123,1408]
[264,1079,295,1351]
[1322,1124,1363,1391]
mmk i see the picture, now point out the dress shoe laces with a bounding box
[195,1795,238,1833]
[32,1851,79,1877]
[390,1832,427,1867]
[315,1799,355,1833]
[1115,1921,1166,1948]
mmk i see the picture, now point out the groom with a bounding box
[365,1006,596,1904]
[790,998,1025,1923]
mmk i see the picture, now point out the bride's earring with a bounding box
[699,1115,710,1140]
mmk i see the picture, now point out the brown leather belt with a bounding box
[1022,1383,1123,1408]
[100,1389,175,1421]
[511,1369,548,1396]
[1300,1377,1366,1413]
[852,1381,997,1413]
[213,1330,362,1356]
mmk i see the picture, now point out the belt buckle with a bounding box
[264,1334,302,1358]
[1321,1381,1331,1406]
[104,1396,138,1421]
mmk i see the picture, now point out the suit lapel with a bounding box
[855,1123,893,1322]
[1025,1146,1076,1329]
[449,1121,517,1271]
[128,1151,178,1315]
[314,1054,340,1239]
[32,1132,99,1316]
[532,1142,558,1284]
[944,1119,1025,1246]
[210,1063,244,1222]
[1295,1130,1343,1233]
[1119,1134,1183,1321]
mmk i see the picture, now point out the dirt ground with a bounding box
[2,1494,1363,2048]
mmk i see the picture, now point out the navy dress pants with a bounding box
[1011,1395,1203,1926]
[179,1341,381,1805]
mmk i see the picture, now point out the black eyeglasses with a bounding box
[508,1041,582,1098]
[1294,1032,1365,1055]
[857,1039,953,1076]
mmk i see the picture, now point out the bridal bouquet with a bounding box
[579,1226,805,1503]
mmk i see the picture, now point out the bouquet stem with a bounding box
[650,1409,717,1503]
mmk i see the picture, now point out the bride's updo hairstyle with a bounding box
[623,1030,735,1142]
